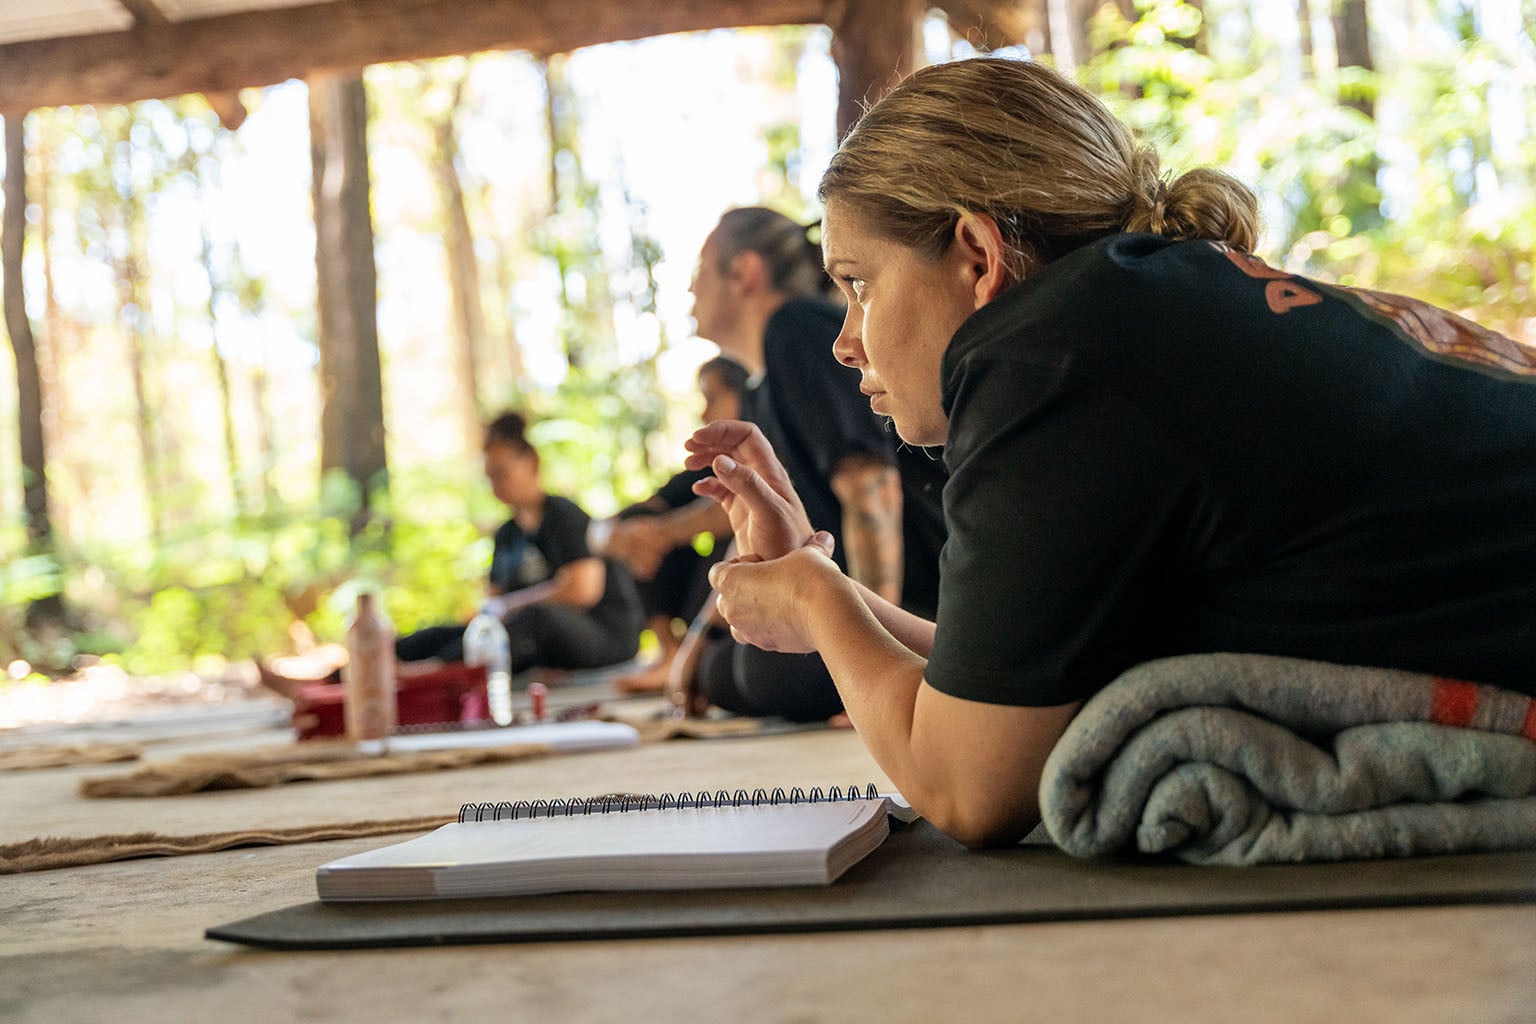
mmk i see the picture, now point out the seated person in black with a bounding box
[260,412,644,694]
[394,411,644,673]
[659,207,947,723]
[601,356,749,693]
[686,59,1536,846]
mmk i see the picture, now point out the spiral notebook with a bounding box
[316,785,910,901]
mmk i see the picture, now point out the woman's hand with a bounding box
[708,535,841,654]
[685,420,813,562]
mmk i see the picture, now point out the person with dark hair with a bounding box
[631,206,947,723]
[602,356,750,693]
[684,58,1536,848]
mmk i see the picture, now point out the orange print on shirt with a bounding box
[1210,242,1536,379]
[1213,244,1325,313]
[1265,280,1324,313]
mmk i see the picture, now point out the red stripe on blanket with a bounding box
[1523,699,1536,743]
[1430,678,1479,728]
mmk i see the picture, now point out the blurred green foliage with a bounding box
[1082,0,1534,333]
[0,466,499,676]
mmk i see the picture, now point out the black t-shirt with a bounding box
[615,467,712,520]
[653,467,711,511]
[743,296,947,617]
[490,494,635,622]
[927,234,1536,705]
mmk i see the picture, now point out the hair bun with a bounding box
[484,410,532,452]
[1159,168,1260,252]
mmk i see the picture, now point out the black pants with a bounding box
[697,638,843,723]
[637,543,722,624]
[396,603,640,674]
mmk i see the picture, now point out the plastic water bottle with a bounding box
[463,606,512,726]
[343,591,396,743]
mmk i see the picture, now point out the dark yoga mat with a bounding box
[206,820,1536,950]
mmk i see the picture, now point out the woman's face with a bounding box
[484,442,540,508]
[822,200,979,447]
[698,367,742,425]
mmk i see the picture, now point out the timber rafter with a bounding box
[0,0,827,113]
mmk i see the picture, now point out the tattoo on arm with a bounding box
[832,457,904,604]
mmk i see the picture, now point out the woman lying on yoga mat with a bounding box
[683,57,1536,848]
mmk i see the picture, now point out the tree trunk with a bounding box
[542,56,562,216]
[427,71,487,460]
[482,181,527,405]
[105,113,165,543]
[826,0,925,139]
[3,113,65,628]
[1333,0,1376,117]
[1045,0,1082,74]
[1332,0,1382,229]
[1297,0,1315,75]
[248,275,279,519]
[34,111,71,543]
[182,99,248,520]
[309,72,388,528]
[199,199,244,521]
[541,54,617,375]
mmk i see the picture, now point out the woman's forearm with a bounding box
[847,580,936,656]
[799,575,928,794]
[487,559,606,616]
[804,576,1077,848]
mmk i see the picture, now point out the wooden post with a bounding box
[827,0,926,139]
[309,73,388,527]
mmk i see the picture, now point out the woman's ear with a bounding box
[952,212,1016,308]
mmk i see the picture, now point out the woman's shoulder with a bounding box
[947,234,1240,365]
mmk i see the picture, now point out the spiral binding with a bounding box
[458,782,882,823]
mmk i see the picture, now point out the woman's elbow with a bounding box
[924,794,1041,849]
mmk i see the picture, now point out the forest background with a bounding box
[1,0,1533,684]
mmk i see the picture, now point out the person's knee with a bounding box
[696,639,753,714]
[734,648,843,722]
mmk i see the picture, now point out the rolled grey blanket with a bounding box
[1038,653,1536,865]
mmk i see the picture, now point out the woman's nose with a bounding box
[832,315,862,367]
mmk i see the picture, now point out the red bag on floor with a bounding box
[291,663,489,740]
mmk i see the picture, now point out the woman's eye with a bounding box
[844,277,867,302]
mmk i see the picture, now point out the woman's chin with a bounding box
[889,415,945,448]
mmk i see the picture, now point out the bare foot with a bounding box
[254,659,305,700]
[613,658,674,695]
[255,644,349,699]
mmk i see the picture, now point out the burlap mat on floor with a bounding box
[624,715,765,742]
[0,741,145,770]
[78,739,553,797]
[621,713,839,743]
[0,815,453,874]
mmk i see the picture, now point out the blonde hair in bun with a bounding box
[821,58,1259,274]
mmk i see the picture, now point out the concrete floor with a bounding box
[3,701,1534,1024]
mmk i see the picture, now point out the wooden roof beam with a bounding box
[0,0,827,114]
